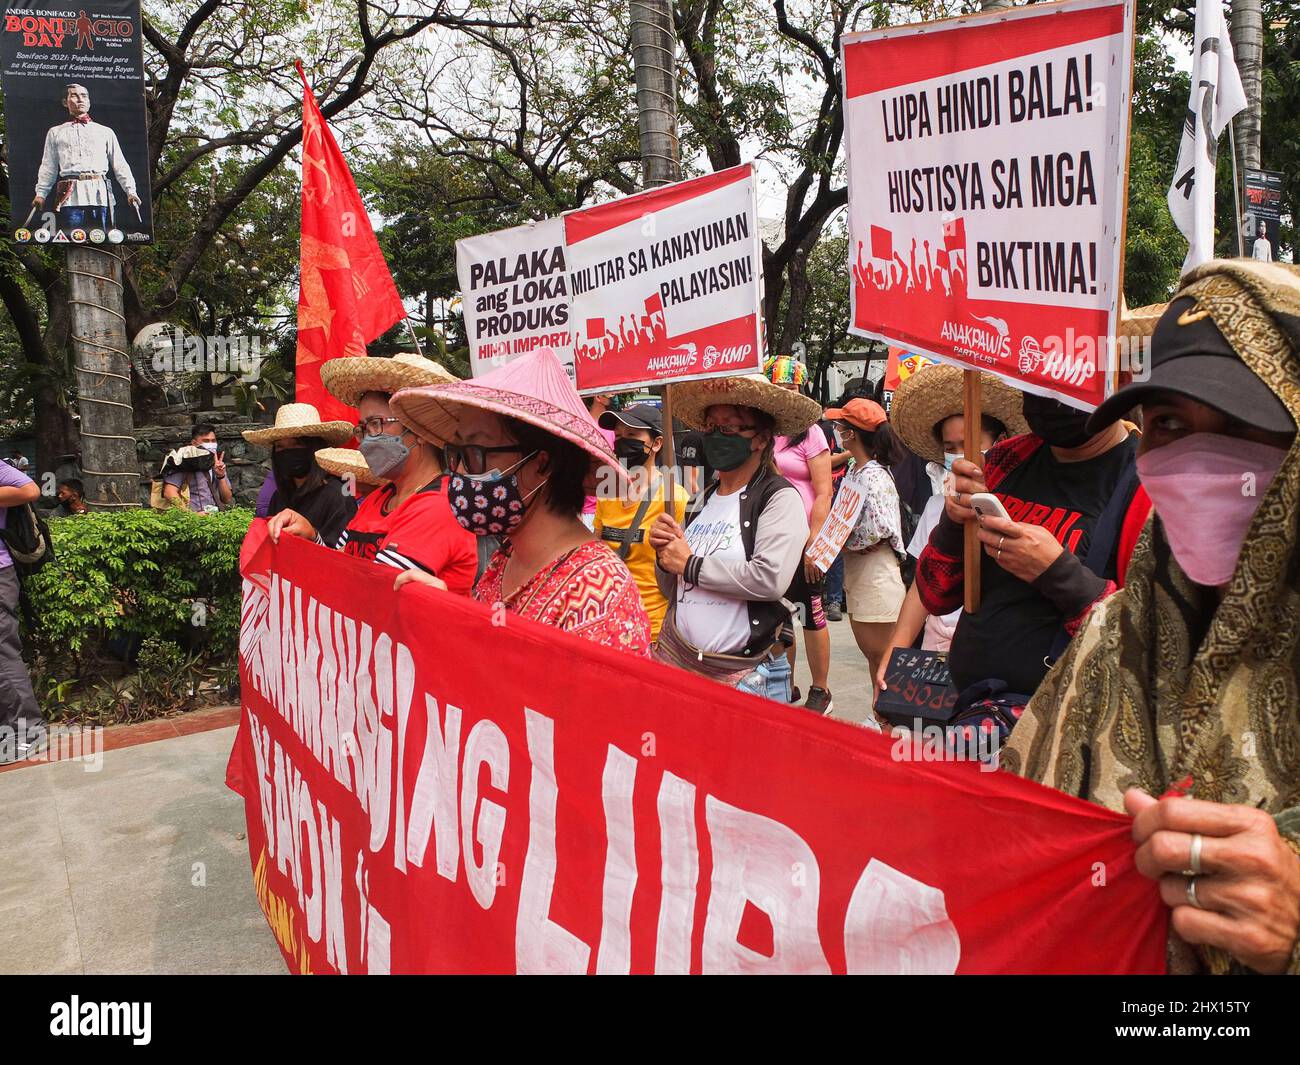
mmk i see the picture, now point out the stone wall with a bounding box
[134,411,273,508]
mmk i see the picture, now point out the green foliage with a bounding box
[22,507,251,698]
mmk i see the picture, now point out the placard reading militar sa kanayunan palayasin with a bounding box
[841,0,1135,410]
[564,164,764,395]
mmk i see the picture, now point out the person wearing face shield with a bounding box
[1003,259,1300,976]
[242,404,358,550]
[914,371,1149,742]
[874,365,1026,686]
[593,403,689,642]
[385,347,652,655]
[266,353,478,597]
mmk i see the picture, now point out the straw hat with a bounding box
[1118,296,1165,340]
[241,402,354,447]
[313,446,386,487]
[389,347,625,482]
[890,363,1029,464]
[319,351,459,407]
[671,373,823,437]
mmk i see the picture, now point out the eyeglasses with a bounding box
[703,423,758,436]
[354,416,402,438]
[445,442,532,476]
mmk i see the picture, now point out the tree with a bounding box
[0,0,534,472]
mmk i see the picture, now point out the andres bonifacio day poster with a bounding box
[1,1,154,246]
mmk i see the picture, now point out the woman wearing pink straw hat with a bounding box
[388,347,652,655]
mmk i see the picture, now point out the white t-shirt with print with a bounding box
[676,487,751,653]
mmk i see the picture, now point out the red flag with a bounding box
[644,292,663,315]
[936,248,950,271]
[869,224,892,261]
[942,217,966,251]
[295,62,404,423]
[586,317,606,340]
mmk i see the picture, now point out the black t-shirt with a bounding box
[269,475,359,552]
[947,435,1137,696]
[676,429,713,483]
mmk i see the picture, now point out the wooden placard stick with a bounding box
[660,382,677,504]
[963,369,981,614]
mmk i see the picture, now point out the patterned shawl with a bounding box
[1002,260,1300,975]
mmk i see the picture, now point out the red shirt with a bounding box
[338,477,477,595]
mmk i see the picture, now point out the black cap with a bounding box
[1087,296,1295,435]
[599,402,663,436]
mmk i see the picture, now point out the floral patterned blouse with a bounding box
[474,540,652,656]
[843,460,906,556]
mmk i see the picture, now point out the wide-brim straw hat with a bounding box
[242,402,353,447]
[1117,296,1165,340]
[313,446,386,487]
[319,351,459,407]
[389,346,626,484]
[891,363,1029,464]
[671,374,823,437]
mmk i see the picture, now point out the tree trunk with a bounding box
[66,247,139,509]
[630,0,681,188]
[1230,0,1263,171]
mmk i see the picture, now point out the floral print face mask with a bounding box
[447,451,547,537]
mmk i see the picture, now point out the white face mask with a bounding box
[201,441,219,454]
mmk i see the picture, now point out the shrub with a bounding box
[21,507,252,720]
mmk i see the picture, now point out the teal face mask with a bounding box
[943,453,958,471]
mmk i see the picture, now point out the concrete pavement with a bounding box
[0,725,283,975]
[792,609,880,726]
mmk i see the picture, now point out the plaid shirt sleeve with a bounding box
[914,434,1043,616]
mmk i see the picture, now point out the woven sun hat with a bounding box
[824,397,887,432]
[890,362,1029,464]
[313,446,386,487]
[241,402,354,447]
[388,346,626,483]
[319,351,459,408]
[671,373,823,437]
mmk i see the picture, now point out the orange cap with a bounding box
[824,397,887,431]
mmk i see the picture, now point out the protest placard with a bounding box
[805,467,869,574]
[456,217,575,379]
[841,0,1135,410]
[564,164,764,394]
[228,522,1167,974]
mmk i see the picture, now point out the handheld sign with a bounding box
[876,647,961,728]
[456,217,575,379]
[841,0,1136,412]
[806,467,870,575]
[564,164,764,394]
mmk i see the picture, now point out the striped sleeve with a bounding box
[373,545,434,574]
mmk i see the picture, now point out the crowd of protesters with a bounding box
[1,257,1297,974]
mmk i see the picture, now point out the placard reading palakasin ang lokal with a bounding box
[841,0,1135,410]
[564,165,765,394]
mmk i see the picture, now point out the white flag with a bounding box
[1167,0,1247,274]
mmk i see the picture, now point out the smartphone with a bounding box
[969,492,1010,522]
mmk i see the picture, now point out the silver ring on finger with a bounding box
[1189,833,1203,875]
[997,535,1006,551]
[1186,875,1203,909]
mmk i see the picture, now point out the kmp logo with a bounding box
[141,324,263,382]
[701,343,753,370]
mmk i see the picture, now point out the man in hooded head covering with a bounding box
[1004,259,1300,975]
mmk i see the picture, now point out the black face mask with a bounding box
[57,499,73,514]
[1022,394,1093,449]
[275,446,315,480]
[702,430,756,472]
[614,437,652,467]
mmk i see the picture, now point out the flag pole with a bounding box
[963,369,982,613]
[1228,120,1246,257]
[403,317,424,358]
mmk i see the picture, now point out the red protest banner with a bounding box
[565,164,764,394]
[228,522,1166,974]
[842,0,1134,410]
